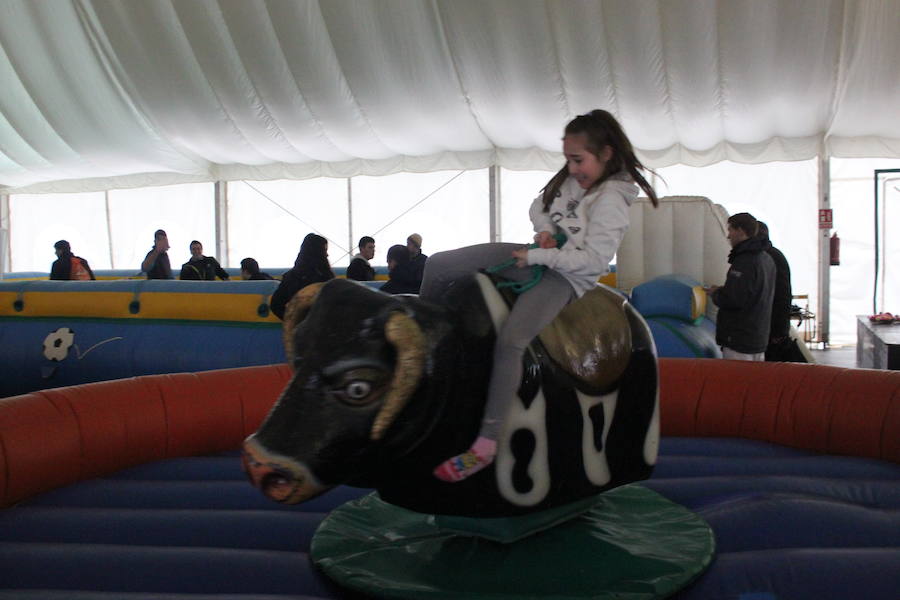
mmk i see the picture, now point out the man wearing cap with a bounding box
[406,233,427,293]
[50,240,95,281]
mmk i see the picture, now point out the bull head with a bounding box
[243,280,430,503]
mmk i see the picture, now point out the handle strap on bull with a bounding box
[485,233,567,294]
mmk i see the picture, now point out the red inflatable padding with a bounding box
[658,359,900,463]
[3,359,899,508]
[0,364,291,508]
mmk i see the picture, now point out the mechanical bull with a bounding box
[243,275,659,518]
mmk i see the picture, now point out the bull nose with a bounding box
[241,447,302,502]
[241,437,332,504]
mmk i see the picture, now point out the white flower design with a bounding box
[43,327,75,361]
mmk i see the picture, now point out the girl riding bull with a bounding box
[423,109,659,482]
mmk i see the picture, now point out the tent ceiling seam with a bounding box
[543,0,571,120]
[431,0,494,159]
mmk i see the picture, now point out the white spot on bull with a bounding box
[496,377,551,507]
[577,389,617,486]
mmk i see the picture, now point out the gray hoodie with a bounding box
[527,172,638,296]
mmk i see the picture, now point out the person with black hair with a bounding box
[347,236,376,281]
[179,240,230,280]
[141,229,173,279]
[240,257,273,281]
[50,240,95,280]
[756,222,796,361]
[380,244,420,295]
[269,233,334,320]
[426,109,659,483]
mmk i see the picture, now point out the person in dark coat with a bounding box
[706,213,775,361]
[179,241,230,280]
[380,244,421,295]
[240,257,274,280]
[50,240,95,280]
[756,222,796,361]
[141,229,173,279]
[269,233,334,320]
[347,236,376,281]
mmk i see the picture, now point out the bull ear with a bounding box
[370,311,426,441]
[282,282,326,370]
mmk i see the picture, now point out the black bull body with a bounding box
[243,276,659,517]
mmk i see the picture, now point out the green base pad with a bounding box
[311,484,715,600]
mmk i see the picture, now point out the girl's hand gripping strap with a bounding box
[485,234,566,294]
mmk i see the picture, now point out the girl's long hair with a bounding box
[541,110,659,212]
[293,233,334,278]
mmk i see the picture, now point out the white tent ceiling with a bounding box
[1,0,899,193]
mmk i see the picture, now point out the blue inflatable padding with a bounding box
[2,438,898,599]
[0,319,284,398]
[630,274,702,321]
[645,317,721,358]
[697,494,900,551]
[659,437,817,458]
[653,455,900,479]
[0,543,334,596]
[672,549,900,600]
[26,480,370,512]
[0,508,325,551]
[642,477,900,509]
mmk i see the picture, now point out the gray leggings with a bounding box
[420,243,576,440]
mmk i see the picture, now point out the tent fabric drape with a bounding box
[1,0,899,193]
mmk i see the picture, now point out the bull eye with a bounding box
[345,380,372,400]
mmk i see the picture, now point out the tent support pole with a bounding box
[215,182,228,267]
[816,156,830,347]
[0,193,9,274]
[104,191,114,268]
[489,165,501,242]
[347,178,354,260]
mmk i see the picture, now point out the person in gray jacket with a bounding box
[706,213,775,361]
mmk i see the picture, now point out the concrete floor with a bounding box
[808,344,857,368]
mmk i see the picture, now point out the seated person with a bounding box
[380,244,420,295]
[142,229,172,279]
[347,236,376,281]
[179,240,230,280]
[240,257,274,280]
[50,240,95,280]
[270,233,335,320]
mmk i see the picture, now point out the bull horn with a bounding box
[370,311,426,441]
[282,282,326,370]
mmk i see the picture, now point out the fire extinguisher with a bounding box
[830,232,840,266]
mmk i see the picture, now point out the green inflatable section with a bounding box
[311,484,715,599]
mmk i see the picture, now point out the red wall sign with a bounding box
[818,208,833,229]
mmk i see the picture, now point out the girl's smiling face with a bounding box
[563,133,612,190]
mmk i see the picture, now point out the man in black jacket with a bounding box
[347,236,376,281]
[756,222,796,361]
[706,213,775,361]
[179,241,230,281]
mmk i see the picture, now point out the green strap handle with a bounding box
[485,233,567,294]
